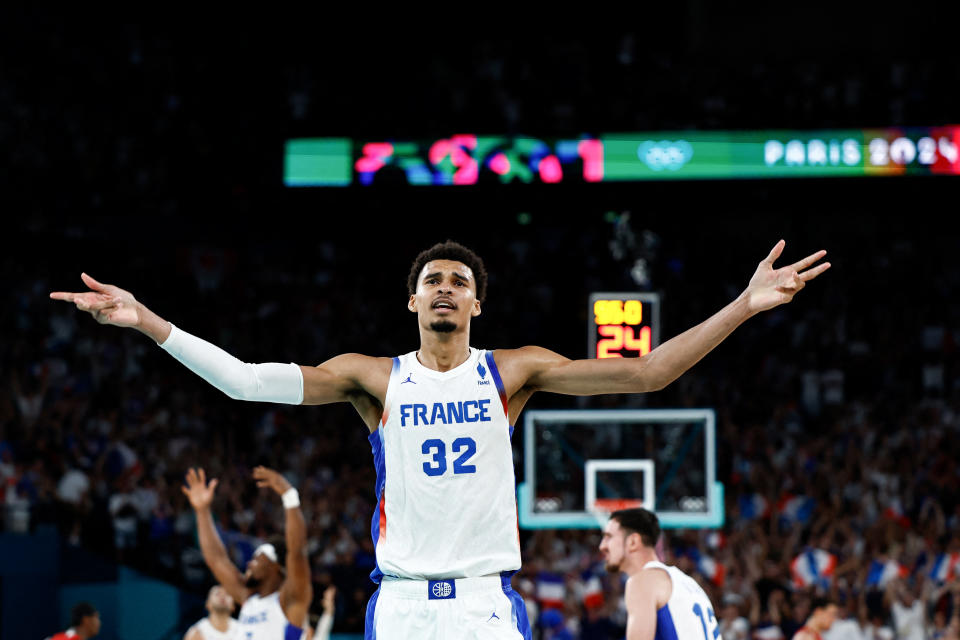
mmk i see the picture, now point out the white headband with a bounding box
[254,543,278,563]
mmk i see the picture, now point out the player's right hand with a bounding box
[50,273,141,328]
[181,467,219,511]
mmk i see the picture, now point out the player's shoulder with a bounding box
[626,565,673,605]
[317,352,394,367]
[183,621,203,640]
[491,345,568,368]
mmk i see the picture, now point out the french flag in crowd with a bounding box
[865,559,909,588]
[687,548,726,587]
[697,554,727,587]
[581,571,605,610]
[928,552,960,584]
[536,572,566,610]
[738,494,770,520]
[778,494,815,525]
[791,549,836,589]
[883,500,912,529]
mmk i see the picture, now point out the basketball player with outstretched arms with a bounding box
[181,466,312,640]
[599,508,719,640]
[52,240,829,640]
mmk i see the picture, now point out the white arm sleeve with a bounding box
[158,324,304,404]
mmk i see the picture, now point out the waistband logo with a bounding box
[429,580,456,599]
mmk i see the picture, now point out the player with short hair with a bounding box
[792,597,839,640]
[181,466,312,640]
[52,239,829,640]
[184,585,240,640]
[46,602,101,640]
[599,508,719,640]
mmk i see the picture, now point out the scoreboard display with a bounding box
[588,293,661,359]
[285,125,960,187]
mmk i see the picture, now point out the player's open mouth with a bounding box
[432,298,456,312]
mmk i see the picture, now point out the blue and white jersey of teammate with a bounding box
[366,348,529,640]
[600,508,720,640]
[237,592,305,640]
[641,561,720,640]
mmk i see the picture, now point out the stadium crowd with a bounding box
[5,208,960,638]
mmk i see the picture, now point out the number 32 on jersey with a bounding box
[421,437,477,476]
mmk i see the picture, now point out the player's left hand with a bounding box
[322,585,337,614]
[744,240,830,313]
[253,466,293,496]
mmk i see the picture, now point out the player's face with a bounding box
[408,260,481,332]
[81,612,101,636]
[599,519,627,572]
[244,552,272,585]
[817,604,839,630]
[207,585,235,613]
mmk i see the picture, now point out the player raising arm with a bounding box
[49,240,828,427]
[53,240,828,640]
[181,466,312,640]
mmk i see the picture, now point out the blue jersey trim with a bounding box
[368,427,386,583]
[364,587,380,640]
[655,604,679,640]
[368,357,400,584]
[284,621,304,640]
[484,351,509,421]
[501,572,533,640]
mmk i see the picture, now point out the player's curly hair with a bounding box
[407,240,488,303]
[611,508,660,547]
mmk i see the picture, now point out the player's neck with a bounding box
[256,577,284,599]
[208,612,232,632]
[624,548,659,578]
[417,330,471,372]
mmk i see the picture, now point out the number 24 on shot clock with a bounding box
[588,293,661,359]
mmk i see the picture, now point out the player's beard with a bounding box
[244,574,261,589]
[211,604,233,615]
[604,560,621,573]
[429,320,457,333]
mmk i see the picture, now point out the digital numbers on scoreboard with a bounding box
[588,293,661,359]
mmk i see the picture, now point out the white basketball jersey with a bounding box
[369,348,521,580]
[643,561,720,640]
[187,617,240,640]
[237,592,304,640]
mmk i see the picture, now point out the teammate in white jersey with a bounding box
[184,585,240,640]
[52,240,829,640]
[181,466,312,640]
[600,508,721,640]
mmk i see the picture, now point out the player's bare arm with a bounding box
[496,241,830,403]
[51,274,390,427]
[253,466,313,627]
[300,354,392,430]
[624,569,672,640]
[180,468,250,604]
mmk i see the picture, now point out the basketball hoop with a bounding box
[591,498,643,514]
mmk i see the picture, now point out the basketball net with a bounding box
[589,498,644,525]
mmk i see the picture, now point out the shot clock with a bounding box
[588,293,661,359]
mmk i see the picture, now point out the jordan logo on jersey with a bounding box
[402,373,416,384]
